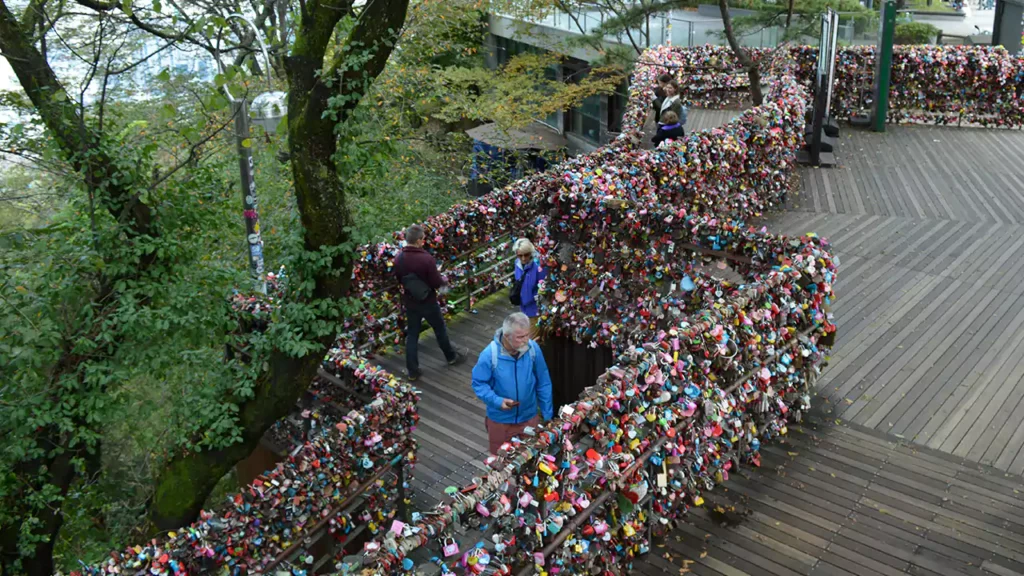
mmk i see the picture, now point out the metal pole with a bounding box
[234,99,267,292]
[873,0,897,132]
[397,458,410,523]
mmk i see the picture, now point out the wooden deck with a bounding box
[636,414,1024,576]
[765,124,1024,474]
[366,111,1024,574]
[372,301,508,506]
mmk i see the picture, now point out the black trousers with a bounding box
[405,300,455,375]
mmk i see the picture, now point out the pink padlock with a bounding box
[476,501,491,517]
[442,537,460,558]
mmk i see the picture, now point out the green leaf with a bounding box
[241,138,252,148]
[122,0,133,17]
[160,103,177,120]
[153,0,161,12]
[156,68,171,83]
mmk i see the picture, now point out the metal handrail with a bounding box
[254,453,406,575]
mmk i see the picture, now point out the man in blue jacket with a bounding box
[471,312,554,454]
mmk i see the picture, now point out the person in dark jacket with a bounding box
[652,73,673,124]
[471,312,554,454]
[513,238,547,338]
[394,224,466,381]
[658,80,683,127]
[652,110,685,147]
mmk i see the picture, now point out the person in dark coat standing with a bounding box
[651,73,674,124]
[658,80,683,127]
[394,224,466,381]
[652,110,685,147]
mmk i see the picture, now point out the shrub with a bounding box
[894,22,941,44]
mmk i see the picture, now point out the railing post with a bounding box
[467,264,474,313]
[646,458,655,548]
[397,455,410,523]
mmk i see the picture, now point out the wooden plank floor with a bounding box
[371,297,519,505]
[762,124,1024,474]
[636,414,1024,576]
[639,107,743,149]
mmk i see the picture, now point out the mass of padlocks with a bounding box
[627,44,1024,130]
[343,250,835,575]
[76,351,418,576]
[791,45,1024,128]
[333,49,838,576]
[334,47,810,358]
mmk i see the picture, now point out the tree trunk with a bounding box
[717,0,764,106]
[0,449,78,576]
[786,0,795,29]
[0,2,159,570]
[149,350,324,528]
[147,0,410,532]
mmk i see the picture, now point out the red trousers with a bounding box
[485,415,541,455]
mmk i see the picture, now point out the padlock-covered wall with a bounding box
[627,45,1024,131]
[78,45,832,576]
[78,349,418,576]
[341,49,837,576]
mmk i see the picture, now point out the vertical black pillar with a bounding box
[992,0,1024,55]
[540,335,615,412]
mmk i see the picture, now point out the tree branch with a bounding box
[718,0,763,105]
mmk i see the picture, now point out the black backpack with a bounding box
[509,273,524,306]
[397,252,431,302]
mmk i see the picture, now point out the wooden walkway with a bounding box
[364,112,1024,574]
[372,300,509,506]
[766,124,1024,474]
[636,415,1024,576]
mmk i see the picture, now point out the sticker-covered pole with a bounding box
[234,98,267,293]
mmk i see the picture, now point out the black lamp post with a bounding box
[216,14,287,293]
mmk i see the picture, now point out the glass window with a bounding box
[541,65,560,129]
[495,36,508,66]
[569,68,601,143]
[607,79,629,133]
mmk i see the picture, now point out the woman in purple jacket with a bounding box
[513,238,547,338]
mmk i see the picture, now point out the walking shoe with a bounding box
[448,347,468,367]
[407,370,422,382]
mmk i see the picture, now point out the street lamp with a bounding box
[213,14,287,293]
[251,90,287,135]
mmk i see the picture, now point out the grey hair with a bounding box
[503,312,531,334]
[514,238,535,257]
[405,224,425,244]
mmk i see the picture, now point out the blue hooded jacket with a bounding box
[471,329,554,425]
[514,259,547,318]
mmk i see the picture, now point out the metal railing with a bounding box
[254,453,410,575]
[349,230,528,356]
[496,7,882,49]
